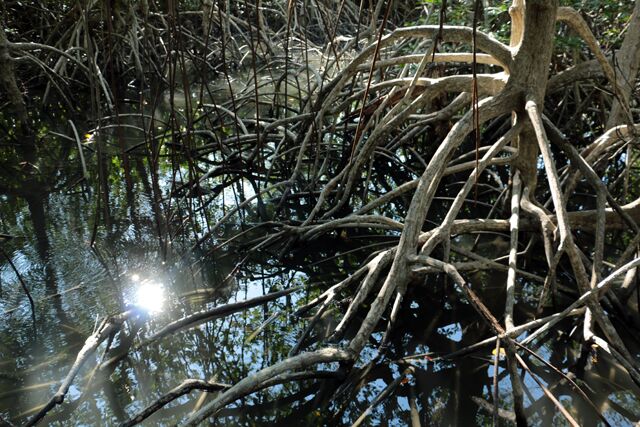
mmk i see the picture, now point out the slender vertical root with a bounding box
[504,170,521,331]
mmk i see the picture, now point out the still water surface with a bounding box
[0,93,639,426]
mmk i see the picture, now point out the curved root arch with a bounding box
[183,0,640,423]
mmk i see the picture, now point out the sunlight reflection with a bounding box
[134,281,165,314]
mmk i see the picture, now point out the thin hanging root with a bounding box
[296,25,514,223]
[7,2,640,425]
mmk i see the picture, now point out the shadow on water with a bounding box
[0,94,639,426]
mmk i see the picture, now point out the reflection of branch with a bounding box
[0,247,36,331]
[472,396,516,423]
[352,366,414,427]
[143,286,301,345]
[514,341,612,427]
[100,286,301,371]
[25,310,137,427]
[413,256,528,425]
[513,353,580,427]
[402,307,585,361]
[119,379,230,427]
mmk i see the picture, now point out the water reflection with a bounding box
[0,101,639,427]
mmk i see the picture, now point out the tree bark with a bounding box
[606,0,640,129]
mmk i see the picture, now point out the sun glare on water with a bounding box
[133,277,166,314]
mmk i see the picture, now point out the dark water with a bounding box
[0,98,639,426]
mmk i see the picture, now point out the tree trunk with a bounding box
[0,22,30,136]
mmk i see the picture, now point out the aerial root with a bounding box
[184,347,353,425]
